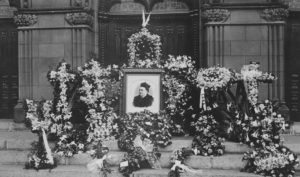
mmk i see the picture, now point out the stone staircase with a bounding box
[0,119,300,177]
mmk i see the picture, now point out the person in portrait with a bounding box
[133,82,154,107]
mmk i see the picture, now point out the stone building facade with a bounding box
[0,0,299,121]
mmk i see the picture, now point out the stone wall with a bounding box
[17,1,95,100]
[205,7,285,102]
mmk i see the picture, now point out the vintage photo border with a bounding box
[121,68,164,115]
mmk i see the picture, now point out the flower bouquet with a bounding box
[242,146,299,177]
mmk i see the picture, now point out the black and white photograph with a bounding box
[1,0,300,177]
[123,68,162,114]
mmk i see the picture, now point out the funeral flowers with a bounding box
[197,66,235,91]
[127,28,162,68]
[78,59,120,144]
[243,146,299,177]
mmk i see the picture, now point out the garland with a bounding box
[127,27,162,68]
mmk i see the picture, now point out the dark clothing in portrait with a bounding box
[133,94,154,107]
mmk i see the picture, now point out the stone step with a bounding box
[103,138,251,153]
[0,150,246,169]
[0,164,122,177]
[132,168,263,177]
[0,164,266,177]
[1,165,299,177]
[4,149,300,171]
[0,131,38,150]
[2,148,300,172]
[0,119,28,131]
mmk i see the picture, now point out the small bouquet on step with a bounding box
[168,147,202,177]
[87,142,112,177]
[119,135,161,177]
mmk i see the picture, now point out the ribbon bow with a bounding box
[142,10,151,28]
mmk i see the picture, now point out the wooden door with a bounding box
[286,13,300,121]
[0,19,18,118]
[102,15,192,66]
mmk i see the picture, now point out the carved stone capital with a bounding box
[13,14,38,26]
[65,12,93,26]
[202,9,230,23]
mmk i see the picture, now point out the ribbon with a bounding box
[199,87,206,110]
[171,162,202,175]
[87,155,108,173]
[42,128,54,164]
[142,10,151,28]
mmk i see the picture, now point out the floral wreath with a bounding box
[127,27,162,68]
[127,11,162,68]
[197,66,235,91]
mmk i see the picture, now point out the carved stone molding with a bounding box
[134,0,163,12]
[202,9,230,23]
[152,0,189,12]
[13,14,38,26]
[110,1,144,13]
[72,0,90,8]
[65,12,93,26]
[261,8,289,21]
[0,0,16,18]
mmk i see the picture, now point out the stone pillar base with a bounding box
[278,102,290,122]
[13,101,25,123]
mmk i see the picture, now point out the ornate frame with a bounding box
[121,68,164,114]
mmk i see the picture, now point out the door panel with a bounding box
[0,20,18,118]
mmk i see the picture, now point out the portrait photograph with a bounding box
[123,69,163,113]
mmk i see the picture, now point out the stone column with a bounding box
[14,9,95,122]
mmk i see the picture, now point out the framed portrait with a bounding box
[122,68,164,114]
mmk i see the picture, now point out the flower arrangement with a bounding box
[119,146,152,177]
[191,110,225,156]
[243,146,299,177]
[202,9,230,22]
[54,124,88,157]
[47,62,76,136]
[87,143,112,176]
[78,59,120,144]
[197,66,236,91]
[25,100,56,170]
[14,14,38,26]
[119,135,161,177]
[241,63,276,106]
[25,140,57,170]
[127,28,162,68]
[162,55,198,135]
[117,110,172,150]
[168,147,199,177]
[261,8,289,21]
[47,62,81,157]
[65,12,93,26]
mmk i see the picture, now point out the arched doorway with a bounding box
[0,18,18,118]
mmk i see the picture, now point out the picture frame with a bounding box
[121,68,164,114]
